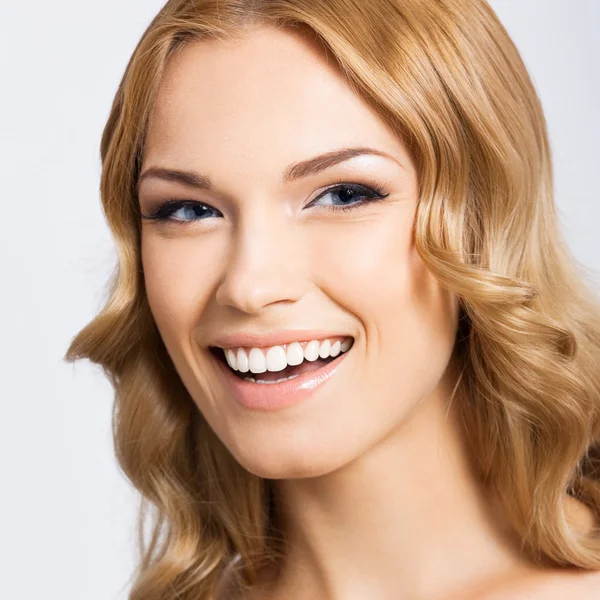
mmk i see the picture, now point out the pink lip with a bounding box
[211,347,351,411]
[211,329,352,350]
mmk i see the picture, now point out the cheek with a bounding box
[309,208,458,402]
[141,233,218,347]
[397,249,459,393]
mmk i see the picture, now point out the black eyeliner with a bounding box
[141,177,392,223]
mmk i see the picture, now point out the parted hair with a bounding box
[64,1,600,598]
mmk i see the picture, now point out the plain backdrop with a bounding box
[0,1,598,599]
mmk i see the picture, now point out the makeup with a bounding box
[211,346,351,411]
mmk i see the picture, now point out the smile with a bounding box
[209,337,354,411]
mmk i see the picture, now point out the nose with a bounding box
[215,207,308,314]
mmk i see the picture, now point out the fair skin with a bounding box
[137,25,599,600]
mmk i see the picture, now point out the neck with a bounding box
[265,374,536,599]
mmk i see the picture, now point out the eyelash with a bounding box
[140,176,391,224]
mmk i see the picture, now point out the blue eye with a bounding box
[140,178,391,224]
[142,201,217,223]
[308,180,390,212]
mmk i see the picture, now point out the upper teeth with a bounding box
[222,336,353,374]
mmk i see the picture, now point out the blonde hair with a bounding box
[64,0,600,597]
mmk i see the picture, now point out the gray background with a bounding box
[0,1,598,599]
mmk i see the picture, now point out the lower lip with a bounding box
[212,348,350,411]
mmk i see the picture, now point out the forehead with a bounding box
[142,26,408,181]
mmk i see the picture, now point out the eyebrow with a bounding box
[136,146,403,192]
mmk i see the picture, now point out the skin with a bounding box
[137,25,599,600]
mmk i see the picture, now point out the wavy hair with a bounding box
[64,0,600,597]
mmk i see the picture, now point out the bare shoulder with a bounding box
[480,568,600,600]
[547,569,600,599]
[217,567,600,600]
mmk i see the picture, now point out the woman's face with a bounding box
[138,26,459,478]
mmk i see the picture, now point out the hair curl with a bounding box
[64,0,600,598]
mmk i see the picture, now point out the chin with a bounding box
[222,416,380,481]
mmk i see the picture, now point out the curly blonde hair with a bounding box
[64,0,600,598]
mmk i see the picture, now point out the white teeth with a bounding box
[236,347,249,373]
[225,348,237,370]
[265,346,287,372]
[248,347,267,373]
[303,340,321,361]
[221,336,354,375]
[318,339,331,359]
[286,341,304,366]
[330,340,341,357]
[247,373,301,384]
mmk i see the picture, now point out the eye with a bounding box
[141,199,218,223]
[140,177,391,224]
[306,178,390,213]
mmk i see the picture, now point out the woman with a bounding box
[64,0,600,598]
